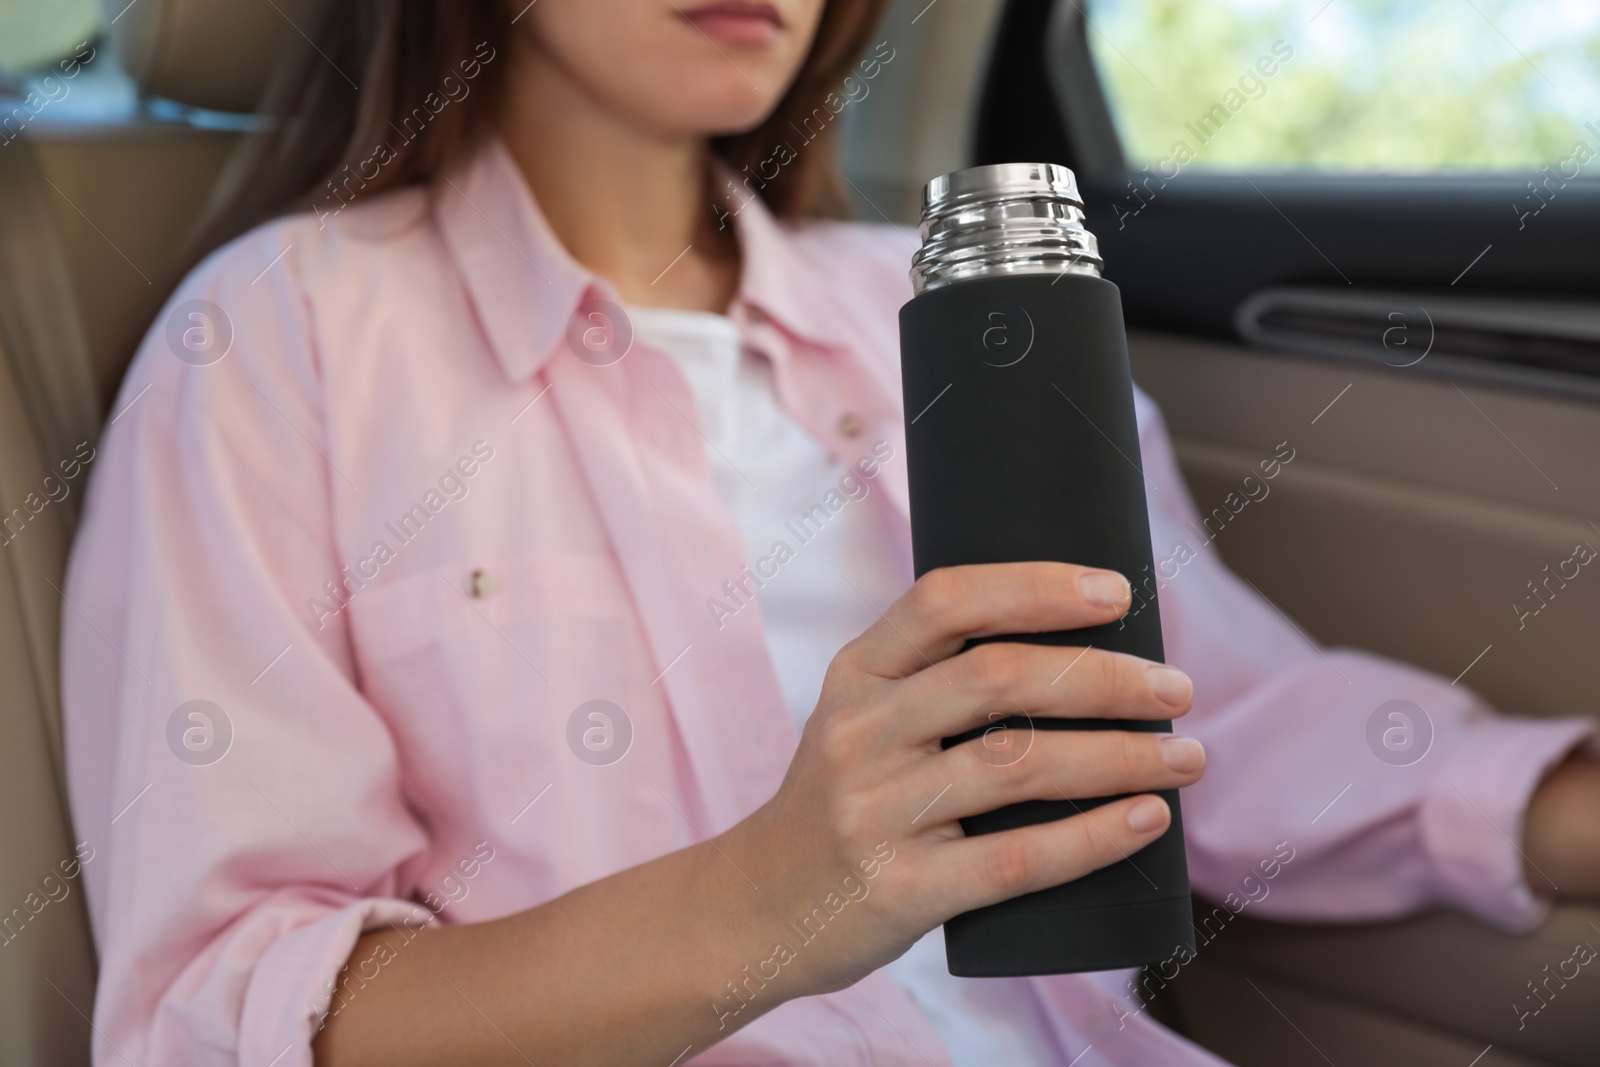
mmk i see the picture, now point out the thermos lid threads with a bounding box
[910,162,1104,294]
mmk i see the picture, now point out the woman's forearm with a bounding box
[313,822,796,1067]
[312,563,1201,1064]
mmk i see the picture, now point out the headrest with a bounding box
[100,0,325,113]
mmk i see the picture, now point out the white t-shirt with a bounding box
[628,305,1066,1067]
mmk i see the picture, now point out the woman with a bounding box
[63,1,1600,1065]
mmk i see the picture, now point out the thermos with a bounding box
[898,163,1193,977]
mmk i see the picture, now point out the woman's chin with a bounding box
[648,98,783,140]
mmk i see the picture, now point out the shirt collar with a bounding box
[710,160,852,353]
[437,137,594,385]
[437,138,852,387]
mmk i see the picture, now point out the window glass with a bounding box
[1084,0,1600,170]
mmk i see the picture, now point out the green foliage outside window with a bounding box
[1086,0,1600,170]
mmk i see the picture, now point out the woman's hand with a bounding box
[723,560,1205,999]
[1523,752,1600,896]
[316,561,1204,1067]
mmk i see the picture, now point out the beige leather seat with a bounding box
[0,3,312,1063]
[0,137,103,1067]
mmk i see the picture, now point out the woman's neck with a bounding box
[498,44,741,313]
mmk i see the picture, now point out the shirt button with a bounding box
[467,569,493,598]
[836,412,864,439]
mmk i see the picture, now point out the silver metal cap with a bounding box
[910,163,1103,294]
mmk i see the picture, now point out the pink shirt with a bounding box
[63,139,1593,1066]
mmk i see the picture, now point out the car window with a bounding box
[1083,0,1600,171]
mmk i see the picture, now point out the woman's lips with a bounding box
[678,1,784,46]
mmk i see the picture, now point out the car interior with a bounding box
[1,0,1596,1063]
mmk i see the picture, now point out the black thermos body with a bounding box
[897,163,1193,977]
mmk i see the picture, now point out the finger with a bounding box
[934,795,1173,916]
[842,563,1132,681]
[888,643,1192,744]
[904,730,1204,826]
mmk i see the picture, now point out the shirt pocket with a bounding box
[351,550,637,670]
[346,549,657,785]
[346,551,681,891]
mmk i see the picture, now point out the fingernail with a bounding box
[1147,667,1193,708]
[1079,570,1130,609]
[1159,735,1205,773]
[1127,797,1169,833]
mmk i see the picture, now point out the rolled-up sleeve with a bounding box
[1131,390,1595,932]
[62,222,432,1066]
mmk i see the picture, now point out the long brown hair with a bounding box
[196,0,888,258]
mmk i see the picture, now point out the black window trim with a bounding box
[975,0,1600,398]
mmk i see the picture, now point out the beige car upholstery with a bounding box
[1170,900,1598,1067]
[1129,333,1600,1066]
[0,138,103,1067]
[33,124,241,408]
[0,4,293,1062]
[1132,333,1600,723]
[108,0,322,113]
